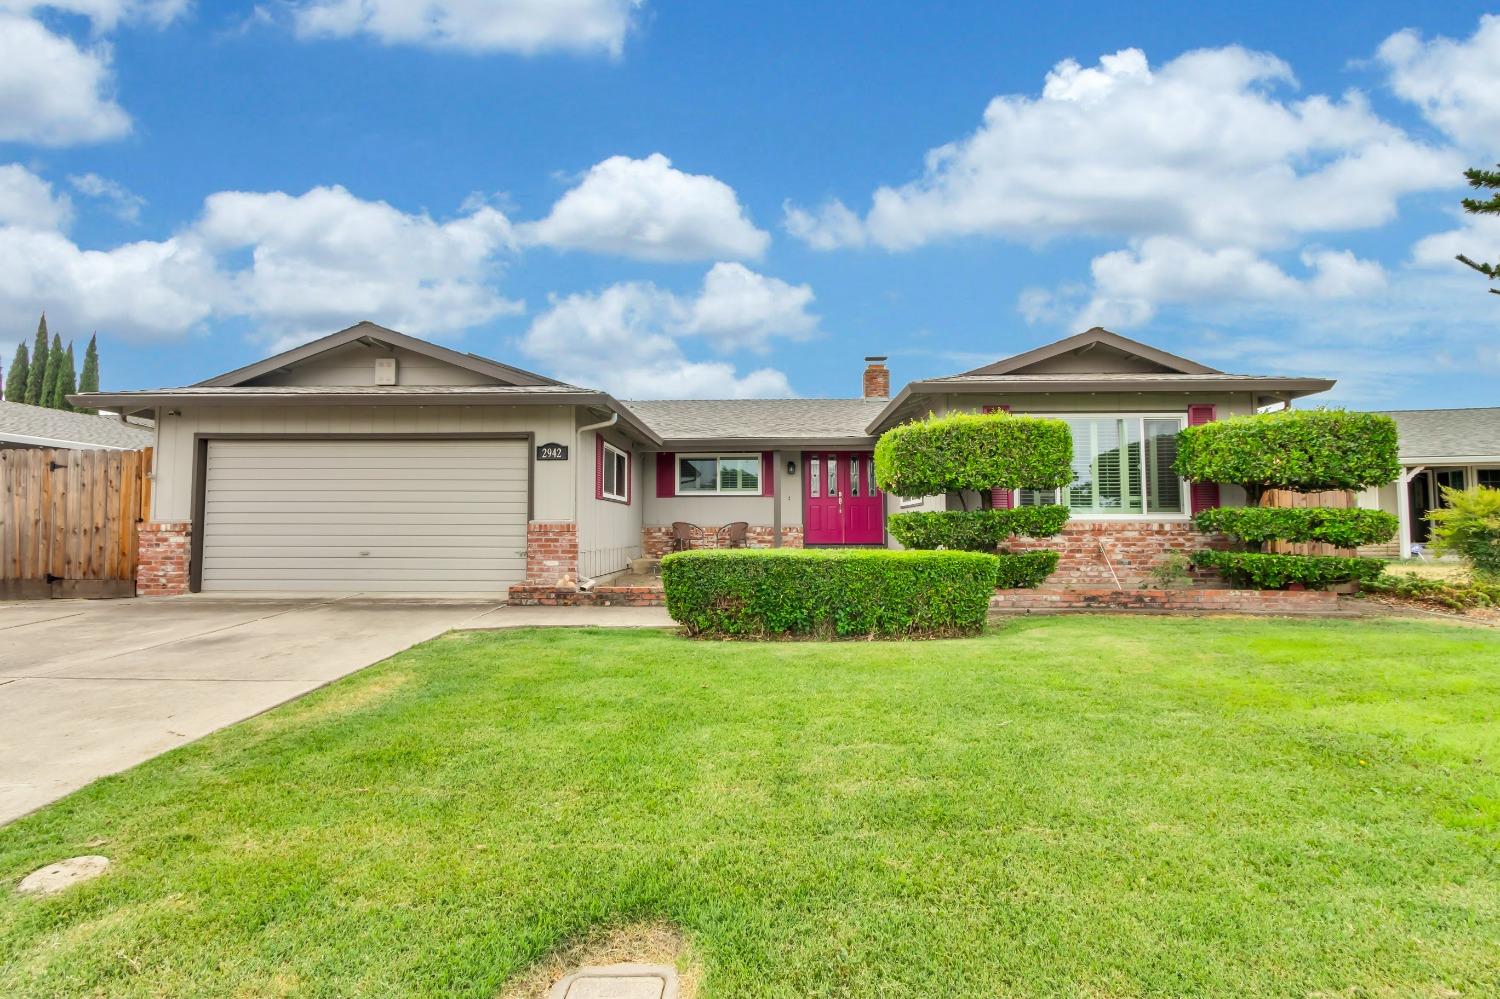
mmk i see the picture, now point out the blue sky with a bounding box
[2,1,1499,407]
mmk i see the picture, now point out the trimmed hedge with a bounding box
[874,411,1073,497]
[661,549,1000,639]
[1175,409,1400,494]
[887,506,1069,551]
[1191,550,1384,589]
[994,550,1060,588]
[1193,507,1398,549]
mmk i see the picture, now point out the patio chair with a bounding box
[719,521,750,548]
[671,521,704,552]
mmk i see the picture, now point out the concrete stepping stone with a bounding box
[15,855,109,895]
[550,963,679,999]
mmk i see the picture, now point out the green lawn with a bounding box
[3,618,1499,997]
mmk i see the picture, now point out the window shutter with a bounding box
[625,448,632,504]
[983,405,1013,509]
[761,452,775,497]
[1187,404,1220,514]
[656,452,675,498]
[595,435,605,501]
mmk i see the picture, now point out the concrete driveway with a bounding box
[0,595,505,826]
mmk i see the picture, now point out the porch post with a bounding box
[1396,465,1425,559]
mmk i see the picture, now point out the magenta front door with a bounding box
[803,451,884,545]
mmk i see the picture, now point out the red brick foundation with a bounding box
[525,522,578,585]
[991,587,1345,614]
[506,583,665,607]
[1007,520,1228,587]
[136,521,191,596]
[643,524,803,556]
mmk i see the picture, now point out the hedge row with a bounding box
[1193,507,1398,549]
[662,549,1004,639]
[1175,409,1400,494]
[874,411,1074,497]
[1190,550,1385,589]
[887,506,1069,551]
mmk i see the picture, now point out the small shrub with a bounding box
[661,549,1001,639]
[887,506,1069,551]
[1362,571,1500,611]
[1191,550,1384,589]
[1175,409,1400,497]
[1147,551,1195,589]
[994,550,1059,588]
[874,411,1073,497]
[1428,486,1500,580]
[1193,507,1398,549]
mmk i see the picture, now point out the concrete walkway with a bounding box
[0,596,673,827]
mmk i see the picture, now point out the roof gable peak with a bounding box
[961,328,1221,377]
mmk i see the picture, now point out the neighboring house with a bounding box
[1356,407,1500,559]
[74,322,1334,596]
[0,400,154,451]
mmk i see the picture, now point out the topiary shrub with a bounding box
[1190,550,1384,589]
[887,506,1069,551]
[661,548,1000,639]
[993,550,1060,589]
[1428,486,1500,580]
[874,411,1073,498]
[1175,409,1400,501]
[1193,507,1398,550]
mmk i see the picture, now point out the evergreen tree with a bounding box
[4,340,27,402]
[1458,164,1500,295]
[55,342,78,411]
[42,334,65,410]
[24,314,49,405]
[77,333,100,410]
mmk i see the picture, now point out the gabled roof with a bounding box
[0,400,154,450]
[195,321,562,388]
[960,327,1221,376]
[626,398,887,448]
[1376,407,1500,463]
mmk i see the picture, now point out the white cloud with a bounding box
[1378,14,1500,148]
[521,154,769,262]
[0,13,131,145]
[1410,211,1500,273]
[786,45,1455,252]
[521,263,817,397]
[0,1,190,30]
[290,0,641,56]
[0,164,73,229]
[68,172,143,222]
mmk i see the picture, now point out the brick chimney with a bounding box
[862,356,890,399]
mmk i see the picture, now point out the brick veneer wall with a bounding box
[137,521,191,596]
[991,587,1343,614]
[1007,520,1228,587]
[643,524,804,556]
[506,584,665,607]
[525,522,579,584]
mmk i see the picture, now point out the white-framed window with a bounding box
[1479,468,1500,490]
[1012,413,1189,517]
[602,441,629,503]
[676,453,762,495]
[899,495,925,509]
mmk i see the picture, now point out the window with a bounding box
[1479,469,1500,489]
[676,454,761,494]
[601,441,629,502]
[1014,414,1188,517]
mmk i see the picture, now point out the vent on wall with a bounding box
[374,357,397,385]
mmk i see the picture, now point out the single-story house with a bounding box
[1356,407,1500,558]
[0,399,154,451]
[74,322,1335,596]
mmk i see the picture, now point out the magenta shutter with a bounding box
[1187,404,1220,514]
[656,452,675,498]
[761,452,775,497]
[594,435,605,500]
[983,405,1013,509]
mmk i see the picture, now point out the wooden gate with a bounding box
[0,447,152,598]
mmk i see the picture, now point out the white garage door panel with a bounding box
[201,439,530,593]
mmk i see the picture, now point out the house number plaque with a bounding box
[536,443,569,461]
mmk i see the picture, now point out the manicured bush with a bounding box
[1190,550,1384,589]
[1175,409,1400,499]
[1193,507,1398,550]
[1428,486,1500,580]
[993,550,1060,588]
[662,548,1001,639]
[887,506,1069,551]
[874,411,1073,497]
[1362,571,1500,611]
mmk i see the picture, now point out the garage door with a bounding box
[200,439,529,593]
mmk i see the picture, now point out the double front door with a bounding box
[803,451,884,545]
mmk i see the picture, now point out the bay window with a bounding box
[676,453,761,494]
[1015,414,1188,516]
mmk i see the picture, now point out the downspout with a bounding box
[573,410,620,588]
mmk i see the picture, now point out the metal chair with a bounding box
[719,521,749,548]
[671,521,703,552]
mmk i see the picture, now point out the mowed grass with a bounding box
[3,618,1500,997]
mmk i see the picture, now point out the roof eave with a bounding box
[656,436,878,450]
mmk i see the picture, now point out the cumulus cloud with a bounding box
[521,263,817,397]
[0,13,131,145]
[290,0,642,56]
[1378,14,1500,148]
[786,45,1455,252]
[0,164,73,229]
[68,172,144,222]
[521,154,769,262]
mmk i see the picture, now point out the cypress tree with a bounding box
[42,334,65,410]
[78,333,100,396]
[24,314,49,405]
[4,340,27,402]
[55,342,78,411]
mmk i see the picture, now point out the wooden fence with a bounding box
[0,447,151,598]
[1260,487,1353,556]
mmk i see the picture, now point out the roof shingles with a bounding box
[0,401,154,450]
[1377,407,1500,461]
